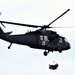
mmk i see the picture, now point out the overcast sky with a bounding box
[0,0,75,75]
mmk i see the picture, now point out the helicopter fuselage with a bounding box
[0,29,70,56]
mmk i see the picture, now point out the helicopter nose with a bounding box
[66,42,71,50]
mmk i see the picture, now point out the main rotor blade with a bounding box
[49,26,75,28]
[47,9,70,27]
[0,21,42,28]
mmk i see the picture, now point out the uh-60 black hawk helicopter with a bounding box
[0,9,71,56]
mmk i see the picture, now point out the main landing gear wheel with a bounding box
[43,50,50,56]
[59,50,62,53]
[43,51,48,56]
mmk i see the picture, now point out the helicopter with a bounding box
[0,9,71,56]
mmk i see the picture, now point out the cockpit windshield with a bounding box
[59,37,68,43]
[64,37,68,43]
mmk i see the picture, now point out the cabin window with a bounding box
[44,36,48,41]
[40,35,48,41]
[40,35,43,40]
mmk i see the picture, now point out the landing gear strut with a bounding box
[8,43,12,49]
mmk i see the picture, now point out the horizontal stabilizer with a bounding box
[0,27,12,35]
[1,32,12,35]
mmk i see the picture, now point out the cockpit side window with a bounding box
[59,38,63,43]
